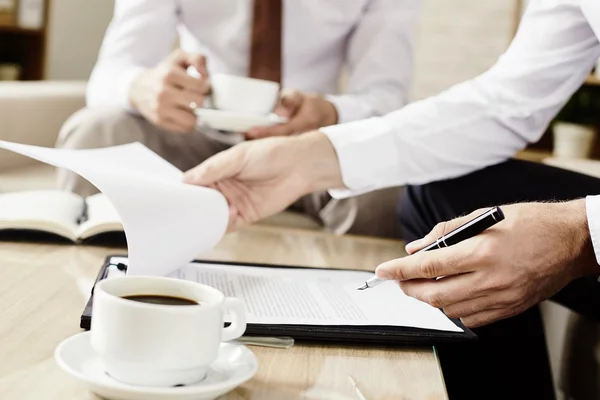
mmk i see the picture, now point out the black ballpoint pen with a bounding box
[357,206,505,290]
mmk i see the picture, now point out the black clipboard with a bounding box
[80,255,477,345]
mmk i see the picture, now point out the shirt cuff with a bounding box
[586,195,600,266]
[117,66,145,113]
[320,117,400,199]
[326,94,376,124]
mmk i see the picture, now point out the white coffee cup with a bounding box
[90,276,247,387]
[211,73,280,115]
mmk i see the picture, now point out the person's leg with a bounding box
[56,107,229,196]
[397,159,600,399]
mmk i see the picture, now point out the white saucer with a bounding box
[54,332,258,400]
[195,108,287,133]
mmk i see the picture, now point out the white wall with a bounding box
[45,0,114,80]
[410,0,516,100]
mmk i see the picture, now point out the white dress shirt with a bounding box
[322,0,600,262]
[86,0,420,124]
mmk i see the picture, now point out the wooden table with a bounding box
[0,226,448,400]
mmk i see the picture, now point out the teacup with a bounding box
[90,276,247,387]
[211,73,280,115]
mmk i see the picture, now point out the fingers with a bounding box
[405,209,486,254]
[217,179,260,225]
[169,50,208,75]
[162,107,197,133]
[215,181,247,233]
[183,146,246,186]
[376,242,473,281]
[183,53,208,77]
[442,295,499,320]
[398,273,479,309]
[274,89,303,118]
[172,89,206,112]
[245,120,301,140]
[459,308,519,328]
[397,275,525,328]
[165,67,210,95]
[245,90,305,139]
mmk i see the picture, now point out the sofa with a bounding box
[1,80,598,399]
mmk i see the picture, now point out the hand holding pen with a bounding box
[358,207,504,290]
[358,200,597,329]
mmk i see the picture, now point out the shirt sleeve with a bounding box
[586,195,600,266]
[322,0,600,198]
[85,0,179,111]
[326,0,421,124]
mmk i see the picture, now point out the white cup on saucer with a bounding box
[211,73,280,115]
[90,276,247,387]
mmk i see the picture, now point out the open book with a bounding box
[0,190,123,243]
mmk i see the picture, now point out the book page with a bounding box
[78,193,123,239]
[0,141,229,275]
[0,190,82,241]
[108,257,462,332]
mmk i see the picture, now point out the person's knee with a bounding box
[56,107,141,150]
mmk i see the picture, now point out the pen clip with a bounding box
[436,237,447,248]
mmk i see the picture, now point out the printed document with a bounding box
[110,256,463,333]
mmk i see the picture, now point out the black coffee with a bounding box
[122,294,198,306]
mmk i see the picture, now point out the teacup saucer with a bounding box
[54,332,258,400]
[195,108,287,133]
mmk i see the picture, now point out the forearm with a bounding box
[551,199,598,279]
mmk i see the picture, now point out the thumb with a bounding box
[274,89,303,118]
[167,49,188,66]
[405,208,485,254]
[183,146,245,186]
[184,53,208,76]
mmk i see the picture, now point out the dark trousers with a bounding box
[397,159,600,400]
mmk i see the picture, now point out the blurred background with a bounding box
[3,0,599,161]
[2,1,600,399]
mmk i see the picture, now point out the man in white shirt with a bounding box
[183,1,600,398]
[55,0,419,237]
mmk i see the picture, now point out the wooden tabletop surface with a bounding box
[0,225,447,400]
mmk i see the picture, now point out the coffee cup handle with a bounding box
[222,297,247,342]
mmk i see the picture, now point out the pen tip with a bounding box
[357,284,368,290]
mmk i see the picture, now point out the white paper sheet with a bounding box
[108,256,462,332]
[0,141,229,276]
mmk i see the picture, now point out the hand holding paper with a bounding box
[0,140,229,276]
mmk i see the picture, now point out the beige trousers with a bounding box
[55,107,403,238]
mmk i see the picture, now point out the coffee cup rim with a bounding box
[95,276,225,311]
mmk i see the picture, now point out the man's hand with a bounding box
[183,131,344,231]
[129,50,210,133]
[375,200,599,328]
[245,90,338,139]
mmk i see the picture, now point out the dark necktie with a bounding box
[248,0,283,84]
